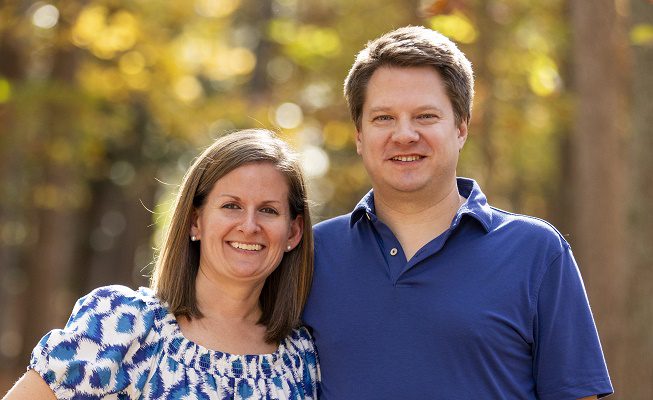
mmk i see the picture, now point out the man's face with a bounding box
[356,66,467,198]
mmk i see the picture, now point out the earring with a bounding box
[191,236,197,242]
[287,245,292,251]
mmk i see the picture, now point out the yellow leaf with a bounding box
[428,11,478,44]
[631,24,653,46]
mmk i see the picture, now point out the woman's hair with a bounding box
[151,129,313,344]
[344,25,474,131]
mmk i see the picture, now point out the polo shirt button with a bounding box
[390,248,398,256]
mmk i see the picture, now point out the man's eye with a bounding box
[418,114,438,120]
[260,207,279,215]
[373,115,393,122]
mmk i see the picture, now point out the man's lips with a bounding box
[390,155,423,162]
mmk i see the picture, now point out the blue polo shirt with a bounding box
[303,178,613,399]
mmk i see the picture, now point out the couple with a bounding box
[5,26,612,399]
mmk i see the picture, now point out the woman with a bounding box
[4,129,319,399]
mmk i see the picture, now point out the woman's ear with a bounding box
[190,209,201,240]
[286,215,304,251]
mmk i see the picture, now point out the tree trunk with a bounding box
[473,1,499,196]
[0,27,30,389]
[75,100,156,294]
[569,0,630,397]
[22,46,85,366]
[244,0,273,97]
[623,0,653,397]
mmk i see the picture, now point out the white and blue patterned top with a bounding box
[29,285,320,399]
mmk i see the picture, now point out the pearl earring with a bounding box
[287,245,292,251]
[191,236,197,241]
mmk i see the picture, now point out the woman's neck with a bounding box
[194,266,263,323]
[176,269,276,354]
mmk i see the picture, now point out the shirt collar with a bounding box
[350,177,493,233]
[350,190,376,227]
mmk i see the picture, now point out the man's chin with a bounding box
[376,180,428,195]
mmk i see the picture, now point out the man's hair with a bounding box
[344,25,474,130]
[151,129,313,344]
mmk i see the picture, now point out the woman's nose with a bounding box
[238,211,261,234]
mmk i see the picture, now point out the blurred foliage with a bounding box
[0,0,584,381]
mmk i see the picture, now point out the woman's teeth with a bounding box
[230,242,263,251]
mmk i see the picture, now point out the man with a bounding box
[303,26,613,399]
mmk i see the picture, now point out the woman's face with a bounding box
[190,162,303,288]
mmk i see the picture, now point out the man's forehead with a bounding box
[362,67,451,112]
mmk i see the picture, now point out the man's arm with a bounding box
[2,370,56,400]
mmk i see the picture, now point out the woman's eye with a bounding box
[260,207,279,215]
[222,203,240,210]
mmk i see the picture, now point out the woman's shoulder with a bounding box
[76,284,158,308]
[29,286,167,397]
[284,326,318,358]
[63,285,161,334]
[288,325,314,343]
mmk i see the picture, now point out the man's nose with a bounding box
[392,117,419,144]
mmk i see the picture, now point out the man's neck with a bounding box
[374,180,464,260]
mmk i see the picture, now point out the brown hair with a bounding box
[151,129,313,344]
[344,25,474,130]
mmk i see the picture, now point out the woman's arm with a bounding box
[2,370,56,400]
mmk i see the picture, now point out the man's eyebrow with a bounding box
[367,105,445,113]
[367,106,392,112]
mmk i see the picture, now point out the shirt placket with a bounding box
[367,212,407,285]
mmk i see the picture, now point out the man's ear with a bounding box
[355,129,363,155]
[457,120,468,150]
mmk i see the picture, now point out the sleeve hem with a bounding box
[27,365,71,400]
[537,378,614,400]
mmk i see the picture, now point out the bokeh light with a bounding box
[31,4,59,29]
[274,102,303,129]
[175,76,204,102]
[301,145,330,178]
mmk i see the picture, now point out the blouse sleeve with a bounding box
[296,326,321,399]
[29,285,160,399]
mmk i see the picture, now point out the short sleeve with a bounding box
[533,248,614,399]
[29,285,159,399]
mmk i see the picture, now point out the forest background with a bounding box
[0,0,652,398]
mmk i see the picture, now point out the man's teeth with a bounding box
[230,242,263,251]
[392,155,421,162]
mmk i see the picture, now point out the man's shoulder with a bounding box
[312,213,359,252]
[488,206,570,250]
[313,213,353,233]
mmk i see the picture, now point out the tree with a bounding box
[570,0,630,397]
[623,0,653,397]
[1,0,649,395]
